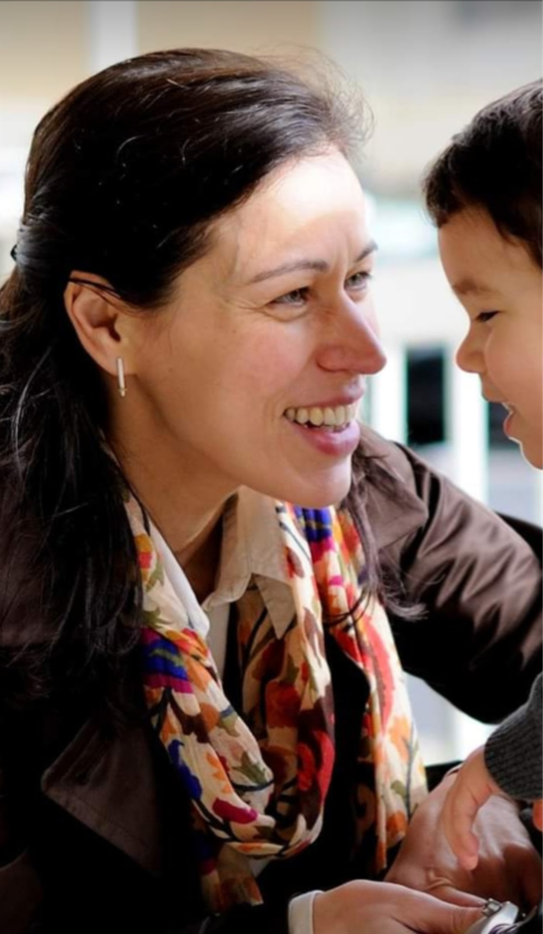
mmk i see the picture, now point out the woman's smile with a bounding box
[284,401,359,429]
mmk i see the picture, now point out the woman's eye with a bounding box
[271,287,309,307]
[477,311,498,323]
[270,271,372,310]
[346,270,373,291]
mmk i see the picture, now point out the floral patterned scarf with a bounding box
[127,494,427,912]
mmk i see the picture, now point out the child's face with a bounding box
[438,208,542,469]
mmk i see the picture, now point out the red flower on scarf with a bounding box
[266,682,301,728]
[135,534,153,570]
[314,730,334,796]
[297,742,316,793]
[212,799,258,824]
[297,730,334,797]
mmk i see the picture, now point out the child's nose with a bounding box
[456,330,483,374]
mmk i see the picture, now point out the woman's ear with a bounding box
[64,272,133,378]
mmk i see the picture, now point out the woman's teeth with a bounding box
[284,403,358,429]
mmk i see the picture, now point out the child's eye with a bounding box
[477,311,498,323]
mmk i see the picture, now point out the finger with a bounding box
[532,800,543,831]
[457,850,479,872]
[438,905,484,934]
[423,882,485,909]
[443,785,487,867]
[403,897,483,934]
[392,886,484,933]
[449,906,485,934]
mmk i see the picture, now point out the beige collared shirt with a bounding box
[150,485,295,671]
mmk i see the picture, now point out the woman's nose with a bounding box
[317,302,387,375]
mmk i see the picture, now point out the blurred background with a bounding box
[0,0,541,764]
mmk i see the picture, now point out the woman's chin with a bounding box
[284,468,353,510]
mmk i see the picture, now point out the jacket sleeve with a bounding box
[372,440,542,723]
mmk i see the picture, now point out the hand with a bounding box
[313,880,484,934]
[385,773,542,913]
[440,747,503,870]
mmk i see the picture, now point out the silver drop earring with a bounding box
[116,356,127,398]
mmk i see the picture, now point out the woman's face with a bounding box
[439,208,542,470]
[119,149,386,508]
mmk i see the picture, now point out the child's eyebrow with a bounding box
[452,277,497,298]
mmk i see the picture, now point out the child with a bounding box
[423,78,542,871]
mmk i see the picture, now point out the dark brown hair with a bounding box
[0,48,380,712]
[423,79,542,267]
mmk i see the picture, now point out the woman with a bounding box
[0,48,540,934]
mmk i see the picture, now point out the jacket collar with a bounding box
[41,709,165,877]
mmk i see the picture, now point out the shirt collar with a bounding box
[150,488,294,641]
[203,487,294,638]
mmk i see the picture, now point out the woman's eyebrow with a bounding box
[247,240,378,285]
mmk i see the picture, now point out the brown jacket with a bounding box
[0,428,541,934]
